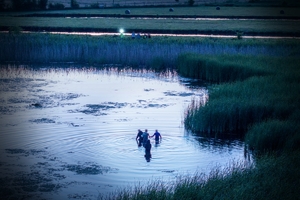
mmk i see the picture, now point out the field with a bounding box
[5,0,293,9]
[1,6,300,36]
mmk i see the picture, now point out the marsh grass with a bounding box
[176,53,270,83]
[184,73,300,136]
[182,53,300,153]
[246,118,300,154]
[99,151,300,200]
[1,33,299,67]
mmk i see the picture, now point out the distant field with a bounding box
[3,0,251,9]
[12,6,300,18]
[3,0,300,9]
[2,15,300,36]
[1,5,299,36]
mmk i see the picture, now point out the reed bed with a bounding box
[1,33,300,67]
[246,119,300,154]
[185,55,300,136]
[182,53,300,153]
[176,53,270,83]
[99,151,300,200]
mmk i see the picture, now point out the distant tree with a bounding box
[12,0,40,10]
[0,0,5,10]
[12,0,25,10]
[71,0,79,8]
[48,2,65,9]
[90,2,99,8]
[38,0,48,9]
[188,0,195,6]
[23,0,37,10]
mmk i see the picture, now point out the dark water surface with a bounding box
[0,65,248,199]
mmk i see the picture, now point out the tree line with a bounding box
[0,0,80,10]
[0,0,197,11]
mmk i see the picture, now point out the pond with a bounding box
[0,65,248,199]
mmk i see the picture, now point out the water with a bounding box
[0,65,247,199]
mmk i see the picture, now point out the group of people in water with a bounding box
[131,32,151,39]
[136,129,162,162]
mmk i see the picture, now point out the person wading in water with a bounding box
[142,129,149,147]
[136,129,143,147]
[151,129,162,144]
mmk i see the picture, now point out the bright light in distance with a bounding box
[119,29,124,33]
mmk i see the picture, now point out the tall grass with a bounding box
[99,151,300,200]
[183,55,300,141]
[176,53,269,83]
[245,119,300,154]
[1,33,300,68]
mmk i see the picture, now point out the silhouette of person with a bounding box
[142,129,149,147]
[131,31,135,39]
[136,129,143,147]
[151,129,162,144]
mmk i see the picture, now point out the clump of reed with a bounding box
[176,53,269,83]
[99,151,300,200]
[246,114,300,154]
[183,55,300,141]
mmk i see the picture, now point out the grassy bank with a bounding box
[180,45,300,155]
[99,151,300,200]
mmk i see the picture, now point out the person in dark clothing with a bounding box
[142,129,149,147]
[151,129,162,144]
[136,129,143,147]
[144,139,152,162]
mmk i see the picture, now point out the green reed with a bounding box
[99,151,300,200]
[246,116,300,154]
[183,55,300,142]
[176,53,270,83]
[1,33,300,67]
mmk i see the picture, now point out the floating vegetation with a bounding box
[163,91,195,97]
[62,162,118,175]
[29,118,56,124]
[5,148,47,156]
[77,102,128,116]
[148,103,169,108]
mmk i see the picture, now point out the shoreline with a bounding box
[2,27,300,37]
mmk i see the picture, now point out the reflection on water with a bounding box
[0,65,250,199]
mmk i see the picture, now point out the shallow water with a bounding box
[0,65,248,199]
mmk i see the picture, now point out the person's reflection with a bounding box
[144,152,152,162]
[144,139,152,162]
[154,139,160,147]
